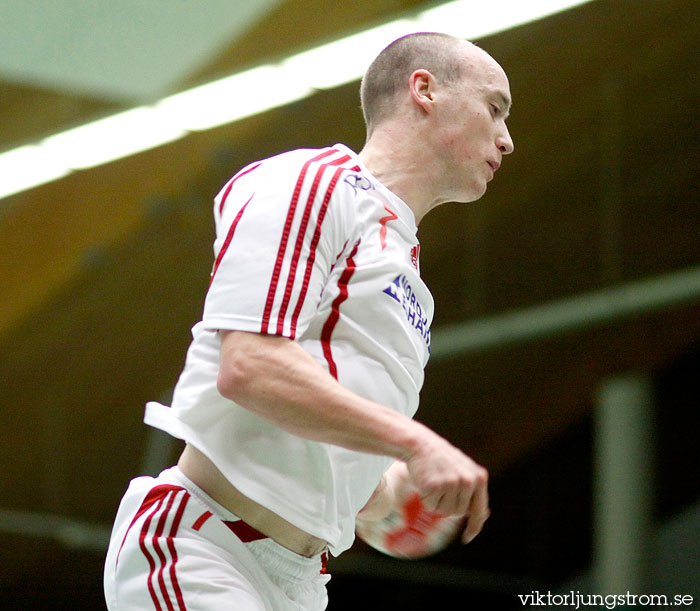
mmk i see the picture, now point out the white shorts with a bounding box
[103,467,330,611]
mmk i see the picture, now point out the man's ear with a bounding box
[408,69,435,114]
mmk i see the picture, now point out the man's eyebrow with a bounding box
[497,92,512,117]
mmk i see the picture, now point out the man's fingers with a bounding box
[419,490,445,514]
[433,486,470,517]
[420,472,485,517]
[420,480,490,544]
[461,507,490,544]
[461,482,490,544]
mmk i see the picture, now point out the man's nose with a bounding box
[498,124,514,155]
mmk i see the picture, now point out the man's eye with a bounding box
[490,104,500,116]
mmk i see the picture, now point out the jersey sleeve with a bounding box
[202,150,359,340]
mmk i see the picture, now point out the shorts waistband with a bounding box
[223,519,268,543]
[169,466,242,523]
[166,466,328,575]
[246,538,329,581]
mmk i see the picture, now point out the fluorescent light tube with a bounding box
[40,107,186,170]
[417,0,594,39]
[0,145,69,199]
[281,19,417,91]
[157,65,314,131]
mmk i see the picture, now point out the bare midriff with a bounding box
[177,444,328,558]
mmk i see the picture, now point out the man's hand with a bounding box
[359,446,489,545]
[403,430,490,544]
[356,451,488,558]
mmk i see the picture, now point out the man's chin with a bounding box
[457,185,488,204]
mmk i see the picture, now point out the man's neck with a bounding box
[358,127,445,226]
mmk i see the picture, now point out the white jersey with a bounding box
[145,144,434,555]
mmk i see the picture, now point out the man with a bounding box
[104,31,513,611]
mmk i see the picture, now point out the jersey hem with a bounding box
[143,402,349,556]
[200,316,289,337]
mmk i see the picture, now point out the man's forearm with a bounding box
[217,329,425,460]
[217,330,489,526]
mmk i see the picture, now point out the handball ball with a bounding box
[356,489,464,559]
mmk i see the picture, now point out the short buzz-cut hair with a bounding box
[360,32,468,133]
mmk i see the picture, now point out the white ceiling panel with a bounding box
[0,0,283,103]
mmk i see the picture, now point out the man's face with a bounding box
[433,49,514,203]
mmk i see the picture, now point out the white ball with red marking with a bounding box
[356,489,465,559]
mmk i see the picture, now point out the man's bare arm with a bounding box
[217,330,489,538]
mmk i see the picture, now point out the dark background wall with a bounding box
[1,1,698,608]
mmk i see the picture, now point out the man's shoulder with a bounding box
[256,144,358,172]
[218,146,349,198]
[240,144,366,203]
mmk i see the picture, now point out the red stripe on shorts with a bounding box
[139,494,167,611]
[116,484,183,568]
[192,511,212,531]
[165,492,189,611]
[153,491,179,611]
[121,486,190,611]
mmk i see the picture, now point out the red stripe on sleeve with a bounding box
[321,239,361,379]
[289,164,357,337]
[261,149,337,334]
[218,162,261,215]
[209,193,254,287]
[276,155,351,336]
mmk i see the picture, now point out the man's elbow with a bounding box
[216,357,251,401]
[216,330,290,402]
